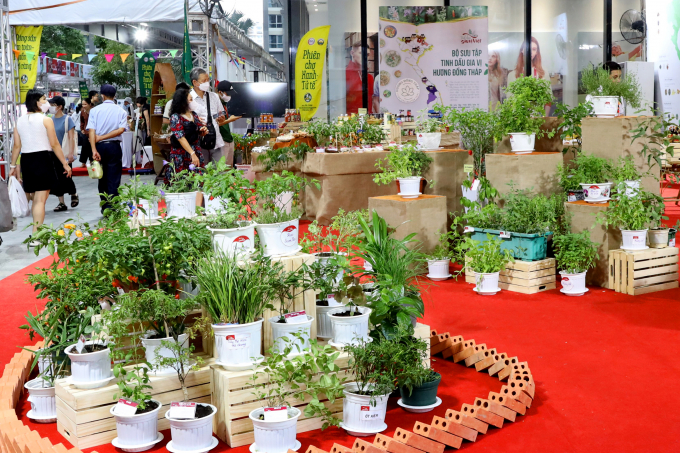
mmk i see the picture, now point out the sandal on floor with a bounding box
[54,203,68,212]
[71,194,79,208]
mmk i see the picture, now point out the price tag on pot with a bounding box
[360,406,381,421]
[463,164,473,173]
[499,231,511,239]
[169,402,196,419]
[327,294,336,304]
[76,335,86,353]
[231,235,252,254]
[280,224,298,247]
[464,226,474,233]
[114,399,139,416]
[561,277,573,291]
[225,333,250,351]
[284,311,308,324]
[264,406,288,422]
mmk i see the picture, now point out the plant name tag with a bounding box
[360,405,380,421]
[169,402,196,419]
[464,226,475,233]
[264,406,288,422]
[285,311,307,324]
[114,399,139,416]
[76,334,86,353]
[225,333,250,350]
[499,231,511,239]
[463,164,473,173]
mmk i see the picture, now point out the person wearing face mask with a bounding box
[47,96,79,211]
[189,67,224,164]
[78,97,93,167]
[216,80,241,167]
[163,82,191,125]
[89,90,101,106]
[9,90,72,243]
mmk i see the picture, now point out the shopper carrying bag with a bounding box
[8,176,30,218]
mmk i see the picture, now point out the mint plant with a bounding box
[552,232,599,274]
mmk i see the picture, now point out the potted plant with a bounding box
[301,209,367,263]
[306,258,345,339]
[367,282,424,342]
[611,155,645,197]
[197,158,252,214]
[552,232,599,296]
[203,206,255,257]
[630,114,678,169]
[118,176,162,219]
[164,168,200,218]
[415,112,443,149]
[64,327,112,389]
[373,144,433,198]
[328,275,371,348]
[646,192,670,248]
[256,142,313,172]
[598,190,666,250]
[249,335,346,452]
[426,231,453,281]
[581,64,641,117]
[554,101,594,159]
[571,154,614,203]
[394,335,441,412]
[463,234,514,295]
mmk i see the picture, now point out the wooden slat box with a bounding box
[608,247,679,295]
[466,258,557,294]
[56,355,214,449]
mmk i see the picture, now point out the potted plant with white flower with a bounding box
[552,232,599,296]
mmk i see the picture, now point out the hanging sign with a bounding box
[15,26,43,103]
[79,81,89,99]
[295,25,331,121]
[137,51,156,98]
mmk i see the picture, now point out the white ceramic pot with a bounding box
[255,219,301,257]
[328,306,371,346]
[363,260,373,272]
[212,320,264,369]
[249,407,301,453]
[138,198,159,218]
[621,229,648,251]
[25,378,56,422]
[559,271,588,296]
[580,183,612,202]
[165,404,217,453]
[474,272,500,295]
[397,177,421,198]
[141,333,188,376]
[34,348,52,375]
[205,195,227,215]
[111,399,162,451]
[648,228,669,248]
[274,191,294,215]
[461,185,480,213]
[65,341,112,388]
[208,223,255,257]
[591,96,619,117]
[416,132,441,149]
[165,192,197,218]
[316,301,344,339]
[427,259,451,281]
[342,382,389,435]
[269,316,313,355]
[508,132,535,154]
[622,180,641,197]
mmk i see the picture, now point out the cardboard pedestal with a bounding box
[422,149,474,219]
[368,195,447,253]
[485,152,562,197]
[494,117,563,154]
[565,201,621,288]
[581,117,660,194]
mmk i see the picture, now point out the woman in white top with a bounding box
[9,90,72,237]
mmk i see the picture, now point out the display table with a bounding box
[272,136,318,150]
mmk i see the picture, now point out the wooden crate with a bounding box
[466,258,557,294]
[56,355,214,449]
[608,248,679,295]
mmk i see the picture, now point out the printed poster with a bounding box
[15,26,43,103]
[138,52,156,98]
[648,0,680,120]
[295,25,331,121]
[378,6,488,114]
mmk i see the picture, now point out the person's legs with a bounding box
[98,141,123,213]
[31,190,49,233]
[79,136,92,167]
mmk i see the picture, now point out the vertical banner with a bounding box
[648,0,680,120]
[295,25,331,121]
[378,6,488,114]
[15,26,43,103]
[182,0,193,84]
[79,81,89,99]
[138,52,156,98]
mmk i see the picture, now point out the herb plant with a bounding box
[554,102,594,157]
[552,232,599,274]
[197,158,252,202]
[118,176,162,202]
[580,64,641,108]
[257,142,312,172]
[300,209,367,256]
[164,168,200,193]
[392,335,437,397]
[463,234,514,274]
[598,190,667,230]
[611,155,644,183]
[254,171,319,224]
[368,280,424,341]
[343,336,405,403]
[497,75,555,138]
[373,143,433,185]
[630,114,678,169]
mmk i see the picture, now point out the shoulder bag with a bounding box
[199,92,217,150]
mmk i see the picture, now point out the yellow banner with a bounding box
[16,26,43,103]
[295,25,330,121]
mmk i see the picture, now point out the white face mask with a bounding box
[188,101,200,112]
[220,94,231,102]
[199,81,211,92]
[48,106,57,114]
[39,102,50,113]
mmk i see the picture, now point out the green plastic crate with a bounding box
[469,228,550,262]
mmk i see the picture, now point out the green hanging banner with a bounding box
[182,1,193,84]
[137,51,156,97]
[79,81,89,99]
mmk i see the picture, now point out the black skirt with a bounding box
[50,153,76,197]
[20,151,59,193]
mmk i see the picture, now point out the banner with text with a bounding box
[295,25,330,121]
[16,26,43,103]
[138,52,156,98]
[378,6,488,114]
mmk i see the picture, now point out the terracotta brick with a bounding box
[474,398,516,422]
[474,352,499,372]
[430,338,452,355]
[489,391,526,415]
[413,421,462,449]
[373,434,421,453]
[393,428,445,453]
[331,444,353,453]
[441,336,465,359]
[509,373,536,398]
[488,355,513,376]
[501,385,532,408]
[461,403,503,428]
[508,378,535,399]
[353,439,382,453]
[306,447,330,453]
[432,416,477,442]
[445,409,489,434]
[495,356,519,380]
[39,439,57,453]
[452,340,477,363]
[465,347,495,367]
[430,329,438,336]
[52,444,69,453]
[430,332,449,347]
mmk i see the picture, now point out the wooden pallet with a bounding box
[608,247,679,295]
[55,354,214,449]
[465,258,556,294]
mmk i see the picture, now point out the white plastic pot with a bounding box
[591,96,619,117]
[622,180,641,197]
[205,195,227,215]
[141,333,188,376]
[255,219,301,257]
[111,399,162,451]
[165,403,217,453]
[165,192,198,218]
[341,382,389,436]
[212,320,264,369]
[397,177,421,198]
[316,302,344,339]
[649,228,669,248]
[416,132,441,150]
[474,272,500,295]
[461,185,480,213]
[621,229,648,251]
[208,223,255,257]
[580,183,612,202]
[559,271,588,296]
[427,259,451,281]
[363,260,373,272]
[274,191,294,214]
[138,198,159,219]
[508,132,535,154]
[249,407,301,453]
[269,316,313,355]
[65,341,112,388]
[328,306,371,346]
[25,378,56,422]
[34,348,52,375]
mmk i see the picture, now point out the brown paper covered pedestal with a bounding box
[494,117,564,154]
[485,152,562,197]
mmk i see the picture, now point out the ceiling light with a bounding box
[135,28,148,42]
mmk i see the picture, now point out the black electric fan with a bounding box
[619,9,646,45]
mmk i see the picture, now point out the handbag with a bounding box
[0,176,14,232]
[199,92,217,150]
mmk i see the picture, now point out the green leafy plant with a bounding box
[580,64,641,108]
[560,153,613,186]
[334,274,369,316]
[305,259,342,302]
[118,176,162,203]
[611,155,645,183]
[303,119,337,147]
[597,190,667,230]
[415,110,443,133]
[202,205,250,230]
[164,168,200,193]
[552,232,599,274]
[154,323,204,402]
[373,144,433,185]
[343,336,401,403]
[630,114,678,169]
[460,176,498,211]
[391,335,437,397]
[197,158,253,202]
[257,142,313,172]
[300,209,368,256]
[234,132,270,164]
[254,171,319,224]
[497,75,555,138]
[463,234,514,274]
[554,102,594,157]
[367,279,423,341]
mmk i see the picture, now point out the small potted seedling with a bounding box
[611,155,644,197]
[328,275,371,348]
[373,143,433,198]
[426,230,454,281]
[553,232,599,296]
[64,316,113,389]
[463,234,514,296]
[394,336,442,413]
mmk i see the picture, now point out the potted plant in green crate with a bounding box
[581,64,641,117]
[374,143,433,198]
[598,190,667,250]
[553,232,599,296]
[463,234,515,296]
[394,335,441,413]
[163,168,201,218]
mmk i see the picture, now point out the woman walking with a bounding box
[48,96,79,211]
[78,97,93,167]
[8,90,72,243]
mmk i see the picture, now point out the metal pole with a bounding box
[604,0,612,63]
[360,0,368,110]
[524,0,531,77]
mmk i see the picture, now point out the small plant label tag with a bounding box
[280,225,298,247]
[327,294,337,304]
[169,402,196,419]
[464,226,475,233]
[632,234,645,246]
[284,311,308,324]
[360,406,380,421]
[76,335,86,353]
[231,235,252,254]
[225,333,250,350]
[499,231,511,239]
[264,406,288,422]
[561,277,573,291]
[114,399,138,416]
[463,164,473,173]
[588,185,601,199]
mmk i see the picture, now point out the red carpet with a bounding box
[4,225,680,452]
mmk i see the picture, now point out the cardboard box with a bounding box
[422,149,473,219]
[485,152,562,197]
